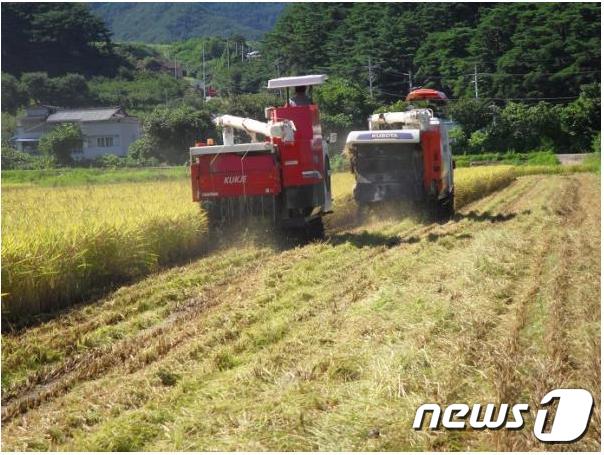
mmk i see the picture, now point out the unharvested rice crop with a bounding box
[1,166,516,322]
[330,165,518,210]
[454,165,516,208]
[2,181,207,322]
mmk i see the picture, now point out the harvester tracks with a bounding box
[489,175,600,451]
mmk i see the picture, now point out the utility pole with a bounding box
[473,63,479,99]
[407,70,413,91]
[226,40,230,71]
[275,58,283,99]
[367,57,376,99]
[202,42,206,99]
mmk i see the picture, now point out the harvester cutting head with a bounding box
[190,75,333,237]
[345,88,455,218]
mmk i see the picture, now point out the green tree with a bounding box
[2,3,116,76]
[20,72,93,107]
[1,111,17,147]
[1,73,28,113]
[448,99,497,138]
[89,73,187,110]
[20,72,53,105]
[38,123,82,165]
[142,106,214,164]
[560,84,601,152]
[314,77,373,131]
[262,2,600,103]
[127,135,159,162]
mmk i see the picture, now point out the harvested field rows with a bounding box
[1,173,599,451]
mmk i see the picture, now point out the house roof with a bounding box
[46,107,126,123]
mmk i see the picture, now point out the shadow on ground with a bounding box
[327,209,525,250]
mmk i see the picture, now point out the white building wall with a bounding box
[79,119,140,159]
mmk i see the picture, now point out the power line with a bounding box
[373,87,589,102]
[468,69,601,77]
[382,67,600,79]
[201,42,206,99]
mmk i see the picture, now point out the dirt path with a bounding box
[1,174,600,451]
[556,153,593,165]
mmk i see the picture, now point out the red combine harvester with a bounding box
[344,88,455,218]
[190,75,333,237]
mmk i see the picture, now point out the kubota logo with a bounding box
[371,132,398,139]
[413,389,593,443]
[224,175,247,184]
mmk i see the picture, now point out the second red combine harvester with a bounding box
[345,88,455,218]
[190,75,333,238]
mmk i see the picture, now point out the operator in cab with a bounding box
[289,85,311,106]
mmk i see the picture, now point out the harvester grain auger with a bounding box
[190,75,333,238]
[344,88,455,219]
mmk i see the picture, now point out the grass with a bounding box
[1,173,599,451]
[453,150,561,167]
[1,166,188,187]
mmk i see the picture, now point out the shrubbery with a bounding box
[448,84,600,154]
[1,147,55,170]
[38,123,82,165]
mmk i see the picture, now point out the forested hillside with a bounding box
[89,2,285,42]
[263,2,600,100]
[1,2,601,168]
[1,3,117,77]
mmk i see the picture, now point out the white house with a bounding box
[12,106,141,160]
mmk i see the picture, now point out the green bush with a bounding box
[592,132,601,154]
[89,73,187,110]
[454,150,559,167]
[142,105,214,164]
[38,124,82,165]
[1,146,56,170]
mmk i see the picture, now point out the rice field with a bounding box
[0,165,560,323]
[1,181,207,322]
[1,171,599,451]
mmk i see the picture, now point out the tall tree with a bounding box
[2,3,116,76]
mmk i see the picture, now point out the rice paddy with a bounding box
[0,164,587,324]
[1,181,207,322]
[1,171,599,451]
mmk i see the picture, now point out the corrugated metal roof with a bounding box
[46,108,123,123]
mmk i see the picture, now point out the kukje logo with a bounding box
[224,175,247,184]
[413,389,593,443]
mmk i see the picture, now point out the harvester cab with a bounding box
[344,88,454,218]
[190,74,333,237]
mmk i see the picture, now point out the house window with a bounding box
[96,136,115,147]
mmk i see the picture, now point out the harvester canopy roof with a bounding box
[405,88,448,101]
[267,74,327,89]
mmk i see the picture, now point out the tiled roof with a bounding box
[46,108,124,123]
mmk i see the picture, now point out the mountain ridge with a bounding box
[89,2,285,43]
